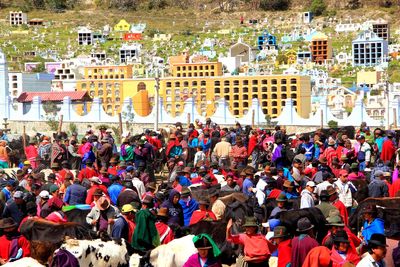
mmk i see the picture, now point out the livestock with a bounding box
[2,257,45,267]
[144,235,197,267]
[20,218,95,243]
[61,238,130,267]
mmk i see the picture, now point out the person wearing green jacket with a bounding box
[131,195,160,254]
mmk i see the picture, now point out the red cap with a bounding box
[339,170,348,176]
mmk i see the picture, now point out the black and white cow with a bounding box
[61,238,131,267]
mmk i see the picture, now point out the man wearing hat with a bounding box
[132,195,160,254]
[97,138,113,168]
[86,195,118,234]
[59,160,74,185]
[230,137,248,168]
[271,226,291,267]
[356,135,371,171]
[357,233,388,267]
[179,187,199,227]
[322,137,338,169]
[328,185,349,226]
[155,207,175,245]
[316,189,338,219]
[85,177,109,205]
[0,218,30,264]
[2,191,26,225]
[227,216,272,265]
[282,180,298,199]
[291,217,318,267]
[330,230,360,266]
[107,175,124,206]
[269,193,288,219]
[242,166,256,197]
[112,204,136,242]
[368,171,389,198]
[300,181,316,209]
[361,205,385,245]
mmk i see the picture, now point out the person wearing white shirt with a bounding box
[356,233,387,267]
[300,181,316,209]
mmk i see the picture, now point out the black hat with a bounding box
[368,233,388,247]
[194,236,212,249]
[362,204,377,214]
[333,230,350,243]
[0,218,17,229]
[319,190,330,200]
[296,217,314,232]
[208,188,219,198]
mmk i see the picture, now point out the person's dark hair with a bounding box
[70,140,77,146]
[48,173,56,180]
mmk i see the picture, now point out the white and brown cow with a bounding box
[61,238,130,267]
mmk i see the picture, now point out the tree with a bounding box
[260,0,290,11]
[310,0,326,16]
[109,0,138,10]
[45,0,67,9]
[347,0,361,9]
[328,120,338,128]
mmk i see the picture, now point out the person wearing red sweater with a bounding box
[227,217,274,266]
[0,218,30,265]
[330,230,360,266]
[86,177,109,205]
[271,226,291,267]
[77,160,98,182]
[189,199,217,225]
[328,186,349,226]
[155,207,174,245]
[380,132,396,163]
[24,139,39,169]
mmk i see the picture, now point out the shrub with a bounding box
[328,120,338,128]
[310,0,326,16]
[260,0,290,11]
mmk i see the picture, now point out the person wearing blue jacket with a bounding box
[179,187,199,226]
[64,178,87,205]
[107,175,125,205]
[361,205,385,245]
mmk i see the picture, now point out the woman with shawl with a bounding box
[183,233,222,267]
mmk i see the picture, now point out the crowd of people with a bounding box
[0,121,398,266]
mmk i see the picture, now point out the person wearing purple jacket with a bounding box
[183,233,222,267]
[161,189,184,230]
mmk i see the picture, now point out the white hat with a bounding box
[39,190,50,199]
[306,181,316,187]
[89,177,102,184]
